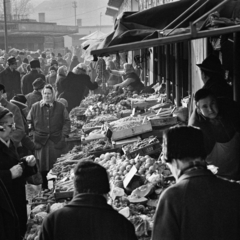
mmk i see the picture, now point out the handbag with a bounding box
[26,159,43,185]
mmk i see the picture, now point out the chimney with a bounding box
[77,19,82,27]
[38,13,45,22]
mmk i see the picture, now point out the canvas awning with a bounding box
[91,0,240,56]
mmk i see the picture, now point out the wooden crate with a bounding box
[123,142,161,159]
[110,121,152,141]
[149,116,177,127]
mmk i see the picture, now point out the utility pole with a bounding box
[72,1,77,26]
[3,0,8,52]
[100,12,102,31]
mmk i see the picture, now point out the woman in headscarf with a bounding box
[69,55,79,72]
[27,85,70,189]
[55,65,68,98]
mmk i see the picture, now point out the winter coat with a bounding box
[21,70,45,95]
[0,177,20,240]
[55,74,66,98]
[59,72,98,112]
[27,101,70,146]
[152,168,240,240]
[26,90,42,112]
[39,193,137,240]
[0,141,36,239]
[0,98,25,148]
[0,67,21,100]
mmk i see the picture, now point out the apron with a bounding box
[206,132,240,180]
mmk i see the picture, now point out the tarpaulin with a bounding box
[101,0,240,49]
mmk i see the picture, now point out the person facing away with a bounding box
[152,126,240,240]
[55,65,67,98]
[39,160,137,240]
[21,59,45,95]
[196,54,233,99]
[46,66,57,90]
[59,63,98,112]
[188,88,240,180]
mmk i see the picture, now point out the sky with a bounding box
[29,0,113,26]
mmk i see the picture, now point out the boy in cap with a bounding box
[25,78,45,112]
[39,161,137,240]
[21,59,46,95]
[196,54,233,99]
[0,56,21,100]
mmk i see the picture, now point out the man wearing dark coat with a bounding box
[196,54,233,99]
[59,63,98,112]
[0,57,21,100]
[152,126,240,240]
[21,59,45,95]
[39,161,137,240]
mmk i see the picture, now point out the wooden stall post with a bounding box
[233,32,240,102]
[175,43,181,107]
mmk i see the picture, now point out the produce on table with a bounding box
[80,94,105,108]
[90,114,118,122]
[109,116,145,131]
[123,136,159,153]
[81,139,112,152]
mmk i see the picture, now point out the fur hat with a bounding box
[10,94,27,109]
[30,59,40,69]
[49,66,57,72]
[76,63,87,72]
[74,161,110,194]
[32,78,45,90]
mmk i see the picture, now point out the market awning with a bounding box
[91,0,240,56]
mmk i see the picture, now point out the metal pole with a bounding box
[233,32,240,102]
[175,43,180,107]
[3,0,8,53]
[165,45,170,99]
[100,12,102,31]
[157,47,161,82]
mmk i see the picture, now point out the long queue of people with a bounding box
[0,49,240,240]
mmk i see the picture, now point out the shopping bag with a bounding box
[26,159,43,185]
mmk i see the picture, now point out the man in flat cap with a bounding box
[0,56,21,100]
[26,78,45,112]
[196,54,233,100]
[21,59,45,95]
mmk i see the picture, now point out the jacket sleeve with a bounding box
[16,72,21,94]
[11,107,26,147]
[21,135,35,153]
[62,108,70,138]
[85,76,98,90]
[152,189,181,240]
[21,75,27,95]
[188,109,200,127]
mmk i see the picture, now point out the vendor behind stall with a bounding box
[107,63,144,93]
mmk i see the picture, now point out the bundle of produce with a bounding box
[109,116,144,131]
[123,136,159,153]
[82,139,112,153]
[69,106,86,118]
[90,114,118,122]
[80,94,104,108]
[83,121,103,129]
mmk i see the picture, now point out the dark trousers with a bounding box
[41,171,48,189]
